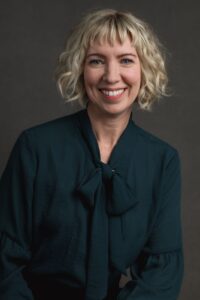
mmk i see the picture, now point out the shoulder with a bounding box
[15,110,82,153]
[134,122,180,163]
[21,110,81,140]
[25,110,80,137]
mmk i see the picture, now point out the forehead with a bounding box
[87,37,137,56]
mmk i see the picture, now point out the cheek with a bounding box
[133,72,141,88]
[83,69,100,101]
[83,67,100,88]
[83,68,92,88]
[123,68,141,86]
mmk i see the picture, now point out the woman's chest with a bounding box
[31,145,159,268]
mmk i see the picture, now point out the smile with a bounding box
[100,88,126,96]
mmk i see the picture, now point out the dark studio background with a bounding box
[0,0,199,299]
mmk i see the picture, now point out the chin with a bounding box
[88,100,133,117]
[101,105,133,117]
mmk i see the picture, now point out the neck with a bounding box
[87,103,132,148]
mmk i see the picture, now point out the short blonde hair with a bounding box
[55,9,168,110]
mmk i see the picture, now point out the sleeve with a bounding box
[0,131,36,299]
[117,149,184,300]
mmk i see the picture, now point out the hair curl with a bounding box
[55,9,168,110]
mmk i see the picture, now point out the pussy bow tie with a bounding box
[76,109,139,300]
[78,161,136,215]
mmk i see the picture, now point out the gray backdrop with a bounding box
[0,0,199,299]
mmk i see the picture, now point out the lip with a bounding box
[99,88,127,100]
[99,88,127,91]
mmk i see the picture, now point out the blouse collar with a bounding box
[76,108,138,171]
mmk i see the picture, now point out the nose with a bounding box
[102,61,120,83]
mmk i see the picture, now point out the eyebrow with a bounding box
[86,53,137,58]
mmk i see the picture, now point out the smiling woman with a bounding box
[83,38,141,117]
[0,8,183,300]
[55,8,168,111]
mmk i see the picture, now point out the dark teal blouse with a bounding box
[0,109,184,299]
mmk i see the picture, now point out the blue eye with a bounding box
[121,58,134,64]
[89,59,104,65]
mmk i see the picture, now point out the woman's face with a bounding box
[83,37,141,117]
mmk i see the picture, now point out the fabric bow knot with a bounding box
[76,162,139,299]
[77,162,138,216]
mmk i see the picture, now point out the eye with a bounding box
[121,58,134,64]
[88,59,104,65]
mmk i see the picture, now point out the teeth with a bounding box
[101,89,125,96]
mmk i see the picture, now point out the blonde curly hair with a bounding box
[55,9,168,110]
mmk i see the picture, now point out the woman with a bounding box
[0,9,184,300]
